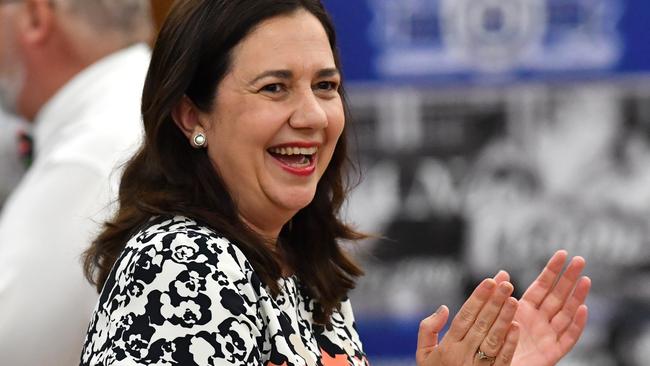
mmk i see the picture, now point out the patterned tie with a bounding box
[16,129,33,168]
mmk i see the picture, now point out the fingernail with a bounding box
[506,297,518,308]
[485,279,496,289]
[434,305,443,316]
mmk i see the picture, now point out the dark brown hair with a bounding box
[83,0,364,324]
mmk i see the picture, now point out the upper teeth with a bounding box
[269,146,318,155]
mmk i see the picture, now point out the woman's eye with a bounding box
[315,81,338,91]
[260,83,284,93]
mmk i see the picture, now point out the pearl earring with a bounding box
[192,132,206,148]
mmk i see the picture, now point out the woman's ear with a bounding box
[172,96,208,148]
[172,96,202,137]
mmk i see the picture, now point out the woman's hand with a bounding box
[495,250,591,366]
[416,279,520,366]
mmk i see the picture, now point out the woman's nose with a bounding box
[288,91,328,130]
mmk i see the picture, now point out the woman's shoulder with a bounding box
[83,215,270,365]
[107,215,259,292]
[127,215,251,267]
[130,215,231,249]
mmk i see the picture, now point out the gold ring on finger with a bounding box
[476,349,497,363]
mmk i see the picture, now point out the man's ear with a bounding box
[172,96,207,140]
[21,0,56,45]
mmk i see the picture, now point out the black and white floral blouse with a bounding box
[79,216,368,366]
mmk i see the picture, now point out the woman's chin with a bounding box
[273,189,317,213]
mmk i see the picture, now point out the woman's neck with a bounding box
[239,215,294,276]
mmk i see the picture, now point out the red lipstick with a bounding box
[267,142,319,177]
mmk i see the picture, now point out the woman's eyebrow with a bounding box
[316,68,340,78]
[249,68,340,84]
[249,70,293,84]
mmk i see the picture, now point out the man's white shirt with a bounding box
[0,43,150,366]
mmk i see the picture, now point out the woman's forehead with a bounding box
[229,10,336,74]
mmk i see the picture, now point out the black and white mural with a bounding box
[324,1,650,364]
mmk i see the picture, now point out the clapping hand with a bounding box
[495,250,591,366]
[416,278,520,366]
[416,250,590,366]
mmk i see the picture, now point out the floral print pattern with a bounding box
[80,216,368,366]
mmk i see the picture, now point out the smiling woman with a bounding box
[79,1,591,365]
[171,10,345,241]
[80,0,367,365]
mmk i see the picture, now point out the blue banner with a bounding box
[324,0,650,85]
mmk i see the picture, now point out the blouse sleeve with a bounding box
[80,224,267,366]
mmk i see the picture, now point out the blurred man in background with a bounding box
[0,0,152,364]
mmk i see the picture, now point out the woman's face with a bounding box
[202,10,344,239]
